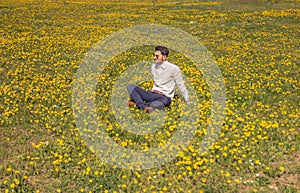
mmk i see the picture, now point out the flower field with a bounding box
[1,0,299,192]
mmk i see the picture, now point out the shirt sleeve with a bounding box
[173,66,190,102]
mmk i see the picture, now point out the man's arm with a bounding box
[173,66,190,103]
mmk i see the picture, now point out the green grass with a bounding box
[0,0,299,192]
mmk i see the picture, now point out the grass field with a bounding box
[1,0,299,192]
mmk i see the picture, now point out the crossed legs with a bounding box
[127,84,171,111]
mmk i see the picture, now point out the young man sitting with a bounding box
[127,46,190,113]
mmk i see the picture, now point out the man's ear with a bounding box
[162,55,167,61]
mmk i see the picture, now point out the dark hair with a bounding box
[155,46,169,56]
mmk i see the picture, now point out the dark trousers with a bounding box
[127,84,171,110]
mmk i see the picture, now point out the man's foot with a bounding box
[127,101,136,106]
[144,106,154,113]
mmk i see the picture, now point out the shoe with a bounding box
[144,106,154,113]
[127,101,136,106]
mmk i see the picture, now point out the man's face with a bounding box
[154,50,166,64]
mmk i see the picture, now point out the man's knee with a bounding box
[127,84,136,94]
[149,101,165,110]
[150,97,171,110]
[161,97,171,107]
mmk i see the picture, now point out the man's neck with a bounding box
[156,60,167,65]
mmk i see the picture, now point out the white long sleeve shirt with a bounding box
[151,61,190,102]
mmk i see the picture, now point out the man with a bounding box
[127,46,190,113]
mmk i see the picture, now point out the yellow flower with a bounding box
[279,166,285,171]
[225,171,230,177]
[14,179,20,185]
[10,183,15,188]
